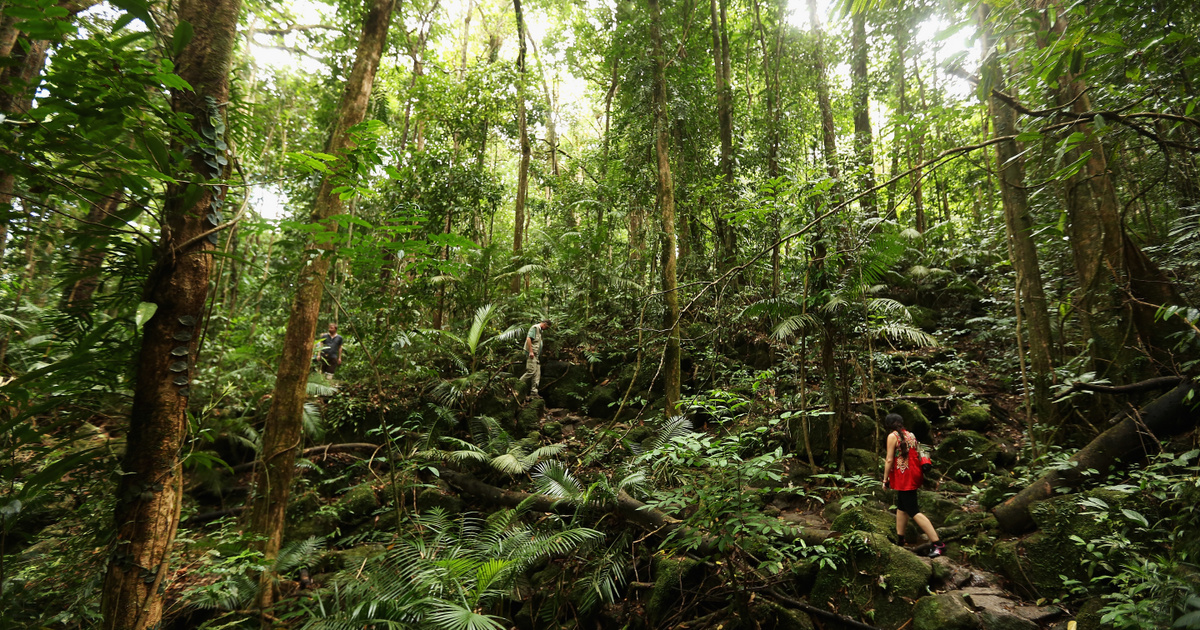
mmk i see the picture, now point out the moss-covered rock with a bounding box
[584,384,619,419]
[842,414,884,452]
[889,401,933,443]
[515,398,545,433]
[831,506,896,537]
[913,592,980,630]
[747,601,816,630]
[544,362,592,411]
[916,490,959,526]
[285,489,338,542]
[976,474,1021,511]
[934,430,998,481]
[843,448,882,477]
[952,402,992,431]
[337,483,379,520]
[415,487,464,514]
[646,555,705,626]
[810,532,932,630]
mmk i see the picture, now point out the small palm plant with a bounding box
[424,415,565,476]
[430,304,523,416]
[301,508,603,630]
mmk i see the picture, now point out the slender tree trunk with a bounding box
[62,190,123,309]
[708,0,735,278]
[649,0,681,413]
[249,0,394,614]
[982,6,1054,430]
[511,0,531,294]
[850,11,877,218]
[809,0,838,190]
[99,0,240,627]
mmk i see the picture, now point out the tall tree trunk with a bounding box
[249,0,394,613]
[850,11,877,218]
[511,0,531,294]
[808,0,839,189]
[982,6,1055,432]
[649,0,681,413]
[708,0,736,278]
[99,0,241,627]
[1037,0,1185,378]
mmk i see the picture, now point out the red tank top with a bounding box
[889,430,923,491]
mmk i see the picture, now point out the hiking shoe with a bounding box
[928,542,945,558]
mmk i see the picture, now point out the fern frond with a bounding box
[649,415,693,450]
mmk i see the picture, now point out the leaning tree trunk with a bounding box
[993,381,1200,533]
[99,0,241,627]
[648,0,681,414]
[249,0,394,614]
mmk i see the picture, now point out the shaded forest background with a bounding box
[2,0,1200,628]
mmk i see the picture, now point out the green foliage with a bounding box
[1058,450,1200,630]
[302,509,603,629]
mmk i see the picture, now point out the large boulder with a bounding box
[934,430,999,481]
[951,401,992,431]
[542,361,591,411]
[843,448,881,477]
[913,592,979,630]
[889,401,932,444]
[830,505,896,538]
[810,532,932,630]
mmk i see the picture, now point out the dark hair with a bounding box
[885,413,909,457]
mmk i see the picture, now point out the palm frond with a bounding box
[275,536,326,574]
[873,322,938,347]
[466,304,500,356]
[532,460,583,500]
[302,402,326,441]
[867,298,911,319]
[771,313,817,341]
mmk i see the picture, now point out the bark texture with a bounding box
[249,0,394,613]
[648,0,681,413]
[993,381,1200,533]
[100,0,241,627]
[511,0,530,294]
[982,8,1055,428]
[850,11,877,218]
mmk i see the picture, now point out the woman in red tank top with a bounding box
[881,413,944,557]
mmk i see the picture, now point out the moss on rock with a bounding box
[913,592,979,630]
[810,531,932,630]
[952,402,992,431]
[843,448,881,477]
[646,555,705,626]
[934,430,998,481]
[748,601,816,630]
[889,401,932,443]
[337,483,379,520]
[831,506,896,538]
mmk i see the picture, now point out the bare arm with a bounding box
[525,336,534,357]
[882,432,897,488]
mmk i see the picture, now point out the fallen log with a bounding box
[230,443,385,474]
[436,469,831,555]
[1054,376,1182,399]
[993,381,1200,533]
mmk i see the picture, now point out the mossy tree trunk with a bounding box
[648,0,681,413]
[99,0,241,627]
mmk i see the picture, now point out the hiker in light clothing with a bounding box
[520,320,550,397]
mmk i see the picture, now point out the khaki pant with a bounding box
[520,354,541,395]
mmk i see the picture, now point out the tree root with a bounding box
[994,380,1200,533]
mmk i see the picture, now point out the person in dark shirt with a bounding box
[316,323,344,381]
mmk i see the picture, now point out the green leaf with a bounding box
[172,20,194,57]
[1016,131,1043,143]
[136,302,158,327]
[1092,33,1125,48]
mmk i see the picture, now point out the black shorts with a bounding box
[895,490,921,516]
